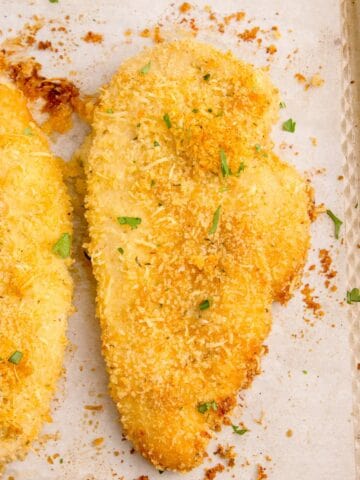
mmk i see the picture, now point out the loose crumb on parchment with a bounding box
[91,437,104,447]
[301,284,324,317]
[238,26,260,42]
[179,2,192,13]
[204,463,225,480]
[214,444,237,467]
[294,72,325,90]
[319,249,337,280]
[82,31,103,43]
[257,465,268,479]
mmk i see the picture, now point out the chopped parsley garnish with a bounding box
[302,370,308,374]
[207,108,213,113]
[163,113,172,129]
[49,0,58,3]
[154,140,160,147]
[139,61,151,74]
[326,209,342,239]
[203,73,211,81]
[347,288,360,304]
[279,101,286,109]
[199,299,212,310]
[8,351,23,365]
[197,401,217,413]
[255,144,261,152]
[220,149,231,177]
[192,108,199,113]
[232,425,248,435]
[23,127,33,136]
[236,162,246,176]
[209,205,221,235]
[150,179,156,187]
[106,108,114,114]
[283,118,296,133]
[117,216,142,229]
[117,247,124,255]
[52,233,71,258]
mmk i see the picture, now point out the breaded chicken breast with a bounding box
[0,84,73,470]
[83,40,312,471]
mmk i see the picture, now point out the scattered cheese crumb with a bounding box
[310,74,325,87]
[257,465,268,479]
[294,73,306,83]
[179,2,192,13]
[82,31,103,44]
[266,44,277,54]
[92,437,104,447]
[204,463,225,480]
[238,27,259,42]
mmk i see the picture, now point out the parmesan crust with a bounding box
[82,40,312,471]
[0,84,73,470]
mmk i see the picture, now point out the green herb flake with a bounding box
[203,73,211,81]
[52,233,71,258]
[154,140,160,147]
[139,61,151,75]
[163,113,172,129]
[283,118,296,133]
[118,247,124,255]
[326,209,343,239]
[255,144,261,152]
[8,350,23,365]
[209,205,221,235]
[302,370,308,375]
[236,162,246,176]
[117,216,142,230]
[232,425,248,435]
[347,288,360,304]
[150,179,156,187]
[192,108,199,113]
[197,400,217,414]
[23,127,33,136]
[279,101,286,109]
[49,0,59,3]
[59,458,64,464]
[199,299,212,310]
[106,108,114,114]
[220,149,231,177]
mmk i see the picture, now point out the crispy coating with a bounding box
[83,40,312,471]
[0,84,73,470]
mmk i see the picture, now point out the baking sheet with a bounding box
[1,1,358,479]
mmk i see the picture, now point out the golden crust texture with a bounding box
[83,40,313,471]
[0,84,73,469]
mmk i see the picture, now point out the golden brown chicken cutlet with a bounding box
[82,39,312,471]
[0,84,73,470]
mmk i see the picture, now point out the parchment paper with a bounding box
[1,1,357,479]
